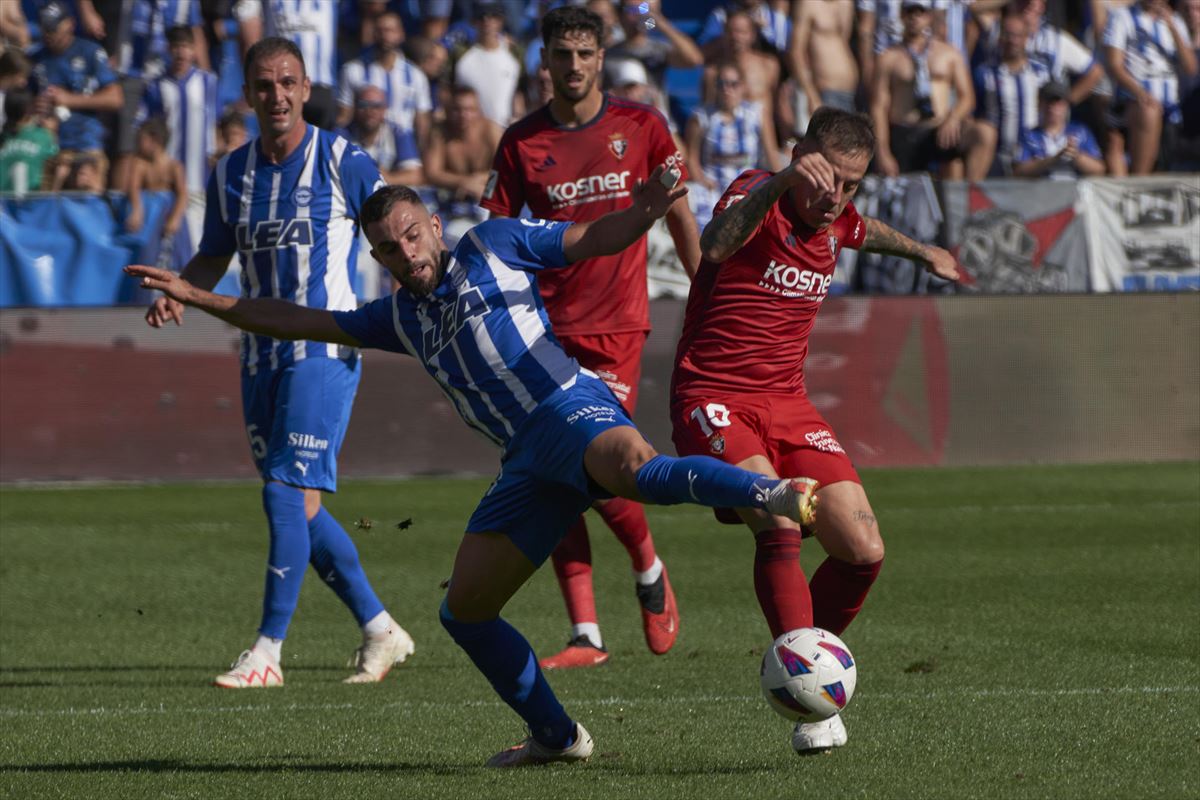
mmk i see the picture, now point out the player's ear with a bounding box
[301,75,311,104]
[430,213,443,241]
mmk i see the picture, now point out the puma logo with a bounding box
[267,564,291,580]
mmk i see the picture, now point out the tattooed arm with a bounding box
[863,217,961,281]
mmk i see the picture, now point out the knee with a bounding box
[850,538,885,565]
[622,440,658,482]
[440,596,492,640]
[262,481,304,514]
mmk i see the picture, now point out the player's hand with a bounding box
[129,265,191,326]
[784,141,836,193]
[921,246,960,282]
[632,164,689,221]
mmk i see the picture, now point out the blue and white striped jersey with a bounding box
[234,0,338,87]
[337,54,432,134]
[1103,5,1191,121]
[976,19,1095,83]
[198,125,384,373]
[691,101,764,194]
[143,67,219,193]
[118,0,203,79]
[332,218,588,448]
[337,120,421,174]
[974,59,1052,159]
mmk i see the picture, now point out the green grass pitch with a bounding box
[1,462,1198,799]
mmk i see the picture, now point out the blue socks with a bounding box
[309,507,385,626]
[439,600,576,749]
[635,454,774,510]
[259,482,310,639]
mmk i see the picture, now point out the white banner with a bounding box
[1080,176,1200,292]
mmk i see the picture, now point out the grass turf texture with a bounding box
[1,463,1197,799]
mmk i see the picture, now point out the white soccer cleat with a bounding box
[343,624,415,684]
[213,648,283,689]
[485,723,595,768]
[792,713,848,754]
[763,477,820,527]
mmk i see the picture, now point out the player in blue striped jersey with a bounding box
[139,37,414,690]
[128,174,822,767]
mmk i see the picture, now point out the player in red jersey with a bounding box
[671,107,960,754]
[482,6,701,670]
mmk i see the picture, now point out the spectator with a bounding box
[0,49,32,130]
[453,3,523,126]
[212,107,247,164]
[526,60,554,109]
[699,1,792,56]
[684,60,770,228]
[872,0,975,177]
[1103,0,1198,174]
[0,1,31,50]
[423,84,501,242]
[967,9,1051,178]
[124,116,187,266]
[31,1,123,188]
[976,0,1105,100]
[58,152,105,191]
[858,0,906,91]
[1013,79,1106,176]
[340,84,423,186]
[1175,0,1200,167]
[608,0,704,90]
[337,11,431,151]
[585,0,625,48]
[0,88,57,193]
[403,34,450,117]
[788,0,859,138]
[933,0,977,59]
[236,0,339,129]
[702,8,781,169]
[142,25,218,197]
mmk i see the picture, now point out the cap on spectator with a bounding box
[610,59,648,88]
[474,1,505,18]
[1039,80,1070,102]
[901,0,933,9]
[39,1,69,31]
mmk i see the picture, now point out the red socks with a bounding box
[810,556,883,636]
[596,497,655,572]
[753,528,812,639]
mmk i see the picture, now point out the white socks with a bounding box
[363,610,394,637]
[571,622,603,649]
[634,556,664,586]
[253,634,283,663]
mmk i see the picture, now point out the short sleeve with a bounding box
[710,169,773,241]
[412,67,432,114]
[1102,9,1130,49]
[331,296,411,353]
[1057,31,1094,78]
[645,106,688,182]
[197,167,237,257]
[339,142,387,222]
[93,45,117,88]
[837,202,867,251]
[471,217,571,272]
[479,130,525,217]
[337,62,357,108]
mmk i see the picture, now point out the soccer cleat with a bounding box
[538,635,609,670]
[635,568,679,655]
[763,477,820,527]
[213,648,283,689]
[792,714,848,754]
[344,624,416,684]
[485,723,595,768]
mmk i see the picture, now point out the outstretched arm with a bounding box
[562,165,688,264]
[862,217,960,281]
[127,265,363,346]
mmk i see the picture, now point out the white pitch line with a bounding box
[0,685,1195,720]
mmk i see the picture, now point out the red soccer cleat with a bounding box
[636,567,679,655]
[539,635,610,670]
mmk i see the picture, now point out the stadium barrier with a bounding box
[2,175,1197,308]
[1,293,1195,482]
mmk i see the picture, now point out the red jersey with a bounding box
[672,169,867,397]
[480,95,685,336]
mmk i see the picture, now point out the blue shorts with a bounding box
[241,356,361,492]
[466,375,637,566]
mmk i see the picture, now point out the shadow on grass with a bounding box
[0,759,462,775]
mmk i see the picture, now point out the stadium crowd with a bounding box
[0,0,1198,232]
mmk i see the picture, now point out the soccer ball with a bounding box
[760,627,857,722]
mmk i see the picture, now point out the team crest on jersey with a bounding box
[829,234,839,258]
[608,133,628,160]
[293,186,314,207]
[709,433,726,455]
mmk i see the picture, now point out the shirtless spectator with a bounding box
[607,0,704,89]
[788,0,859,138]
[872,0,975,177]
[342,84,423,186]
[423,84,501,242]
[703,8,782,170]
[125,118,187,254]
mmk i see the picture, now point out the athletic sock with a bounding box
[635,454,775,510]
[596,497,656,573]
[809,557,883,636]
[634,555,664,586]
[550,517,599,632]
[439,600,576,749]
[570,622,603,649]
[362,610,393,637]
[253,634,283,663]
[259,482,310,640]
[753,528,813,639]
[308,506,386,627]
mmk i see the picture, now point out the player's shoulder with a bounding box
[498,105,555,147]
[606,94,673,130]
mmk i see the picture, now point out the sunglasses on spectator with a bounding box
[716,78,741,88]
[357,100,387,109]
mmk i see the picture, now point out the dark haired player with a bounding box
[483,5,701,669]
[670,106,960,753]
[139,37,414,688]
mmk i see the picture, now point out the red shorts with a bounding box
[671,391,860,524]
[556,330,648,413]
